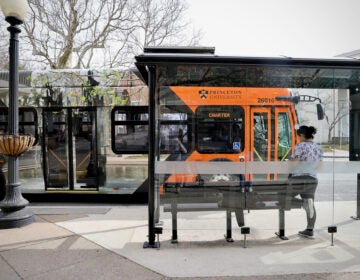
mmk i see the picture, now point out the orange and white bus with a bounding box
[138,86,323,189]
[111,84,323,192]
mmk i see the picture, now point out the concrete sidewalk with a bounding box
[1,202,360,279]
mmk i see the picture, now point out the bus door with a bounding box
[42,107,98,190]
[251,107,272,182]
[73,108,98,189]
[251,107,294,181]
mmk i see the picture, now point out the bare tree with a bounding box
[20,0,201,70]
[23,0,134,69]
[321,93,350,143]
[1,25,32,70]
[128,0,202,56]
[0,25,9,69]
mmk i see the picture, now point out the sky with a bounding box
[187,0,360,58]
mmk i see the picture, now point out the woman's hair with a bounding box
[297,125,317,139]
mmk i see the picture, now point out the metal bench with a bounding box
[161,181,305,243]
[163,202,244,243]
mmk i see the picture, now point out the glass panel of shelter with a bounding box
[153,64,360,243]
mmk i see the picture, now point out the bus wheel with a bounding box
[209,174,232,182]
[200,158,239,183]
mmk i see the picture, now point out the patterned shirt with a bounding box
[290,141,323,178]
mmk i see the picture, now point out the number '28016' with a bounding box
[257,98,275,103]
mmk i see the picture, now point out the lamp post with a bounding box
[0,0,34,228]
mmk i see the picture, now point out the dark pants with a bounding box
[288,175,318,229]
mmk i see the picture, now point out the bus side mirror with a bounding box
[317,104,324,120]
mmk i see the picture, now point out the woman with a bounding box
[290,125,323,238]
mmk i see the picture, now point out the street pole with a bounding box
[0,12,34,228]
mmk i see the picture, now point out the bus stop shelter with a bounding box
[135,47,360,248]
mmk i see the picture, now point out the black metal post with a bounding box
[0,16,34,229]
[225,210,233,242]
[143,65,157,248]
[351,173,360,220]
[68,108,74,190]
[357,173,360,218]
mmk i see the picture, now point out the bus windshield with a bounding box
[196,106,244,153]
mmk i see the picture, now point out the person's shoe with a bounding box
[298,229,314,239]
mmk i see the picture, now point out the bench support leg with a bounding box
[171,209,178,243]
[275,209,288,240]
[225,210,234,242]
[235,209,244,227]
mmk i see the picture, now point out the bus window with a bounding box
[196,106,244,153]
[0,107,39,144]
[111,106,149,154]
[277,112,292,161]
[159,112,189,154]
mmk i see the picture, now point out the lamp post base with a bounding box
[0,208,34,229]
